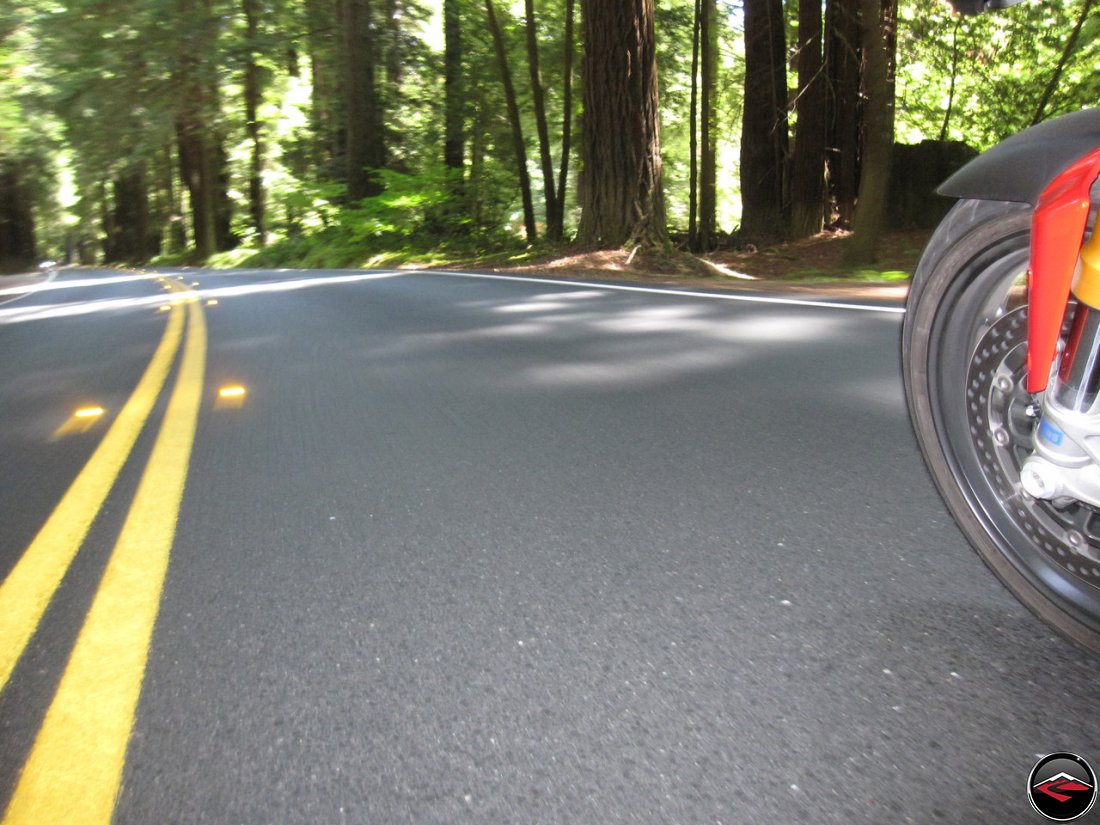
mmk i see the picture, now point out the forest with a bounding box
[0,0,1097,274]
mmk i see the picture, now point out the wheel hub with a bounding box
[967,307,1100,584]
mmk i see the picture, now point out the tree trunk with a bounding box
[1030,0,1094,126]
[107,165,154,263]
[739,0,788,242]
[825,0,860,228]
[307,0,342,177]
[576,0,666,249]
[554,0,576,238]
[525,0,560,240]
[214,141,236,251]
[485,0,537,242]
[443,0,464,184]
[688,0,700,250]
[381,0,406,167]
[843,0,897,265]
[939,18,961,142]
[243,0,267,245]
[343,0,385,200]
[176,94,217,260]
[788,0,827,239]
[699,0,718,250]
[0,160,36,271]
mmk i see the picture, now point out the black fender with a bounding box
[939,107,1100,205]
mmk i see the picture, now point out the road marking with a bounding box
[52,406,108,439]
[0,297,185,691]
[3,293,207,825]
[420,269,908,314]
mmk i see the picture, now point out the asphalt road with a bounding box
[0,267,1097,824]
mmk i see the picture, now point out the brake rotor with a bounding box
[967,306,1100,584]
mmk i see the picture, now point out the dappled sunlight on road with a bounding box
[359,283,900,392]
[0,273,159,296]
[0,270,407,325]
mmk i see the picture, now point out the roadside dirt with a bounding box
[490,229,930,301]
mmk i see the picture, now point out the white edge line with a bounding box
[416,269,907,314]
[0,268,59,307]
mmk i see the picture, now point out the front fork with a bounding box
[1019,151,1100,506]
[1022,228,1100,505]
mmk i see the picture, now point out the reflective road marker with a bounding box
[3,292,207,825]
[0,296,185,691]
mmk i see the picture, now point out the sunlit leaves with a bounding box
[896,0,1099,149]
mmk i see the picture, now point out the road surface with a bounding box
[0,267,1096,824]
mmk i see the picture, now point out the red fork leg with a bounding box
[1027,148,1100,393]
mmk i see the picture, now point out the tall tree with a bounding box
[485,0,537,241]
[443,0,465,183]
[242,0,268,245]
[576,0,666,248]
[739,0,788,241]
[698,0,718,250]
[170,0,237,257]
[844,0,898,264]
[688,0,701,250]
[343,0,385,200]
[825,0,860,228]
[0,160,36,270]
[554,0,576,238]
[788,0,827,239]
[307,0,343,178]
[524,0,560,240]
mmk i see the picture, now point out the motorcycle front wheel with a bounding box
[903,197,1100,652]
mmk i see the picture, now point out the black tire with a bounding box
[903,198,1100,652]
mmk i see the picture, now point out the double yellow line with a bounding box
[0,281,207,824]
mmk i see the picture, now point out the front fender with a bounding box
[939,108,1100,205]
[938,109,1100,393]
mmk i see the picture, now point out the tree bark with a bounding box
[307,0,342,177]
[243,0,267,245]
[843,0,897,265]
[699,0,718,250]
[106,164,154,263]
[689,0,700,250]
[554,0,576,237]
[343,0,385,200]
[443,0,465,181]
[576,0,666,249]
[739,0,788,242]
[788,0,827,239]
[525,0,561,240]
[939,18,960,142]
[486,0,537,242]
[0,160,36,271]
[175,79,217,260]
[825,0,860,228]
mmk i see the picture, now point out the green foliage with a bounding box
[205,167,527,270]
[6,0,1099,266]
[896,0,1100,149]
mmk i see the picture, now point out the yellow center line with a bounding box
[0,295,185,691]
[3,293,207,825]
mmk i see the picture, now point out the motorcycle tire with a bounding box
[903,197,1100,653]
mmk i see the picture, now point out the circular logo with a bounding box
[1028,752,1097,821]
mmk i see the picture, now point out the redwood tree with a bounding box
[788,0,827,239]
[344,0,385,200]
[485,0,537,242]
[576,0,666,248]
[825,0,860,228]
[844,0,898,265]
[739,0,788,242]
